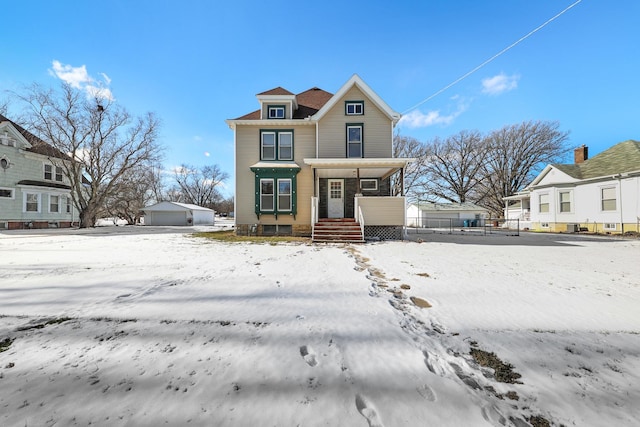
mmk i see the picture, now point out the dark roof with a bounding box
[17,180,72,190]
[231,87,334,121]
[257,87,294,96]
[552,140,640,179]
[0,113,69,159]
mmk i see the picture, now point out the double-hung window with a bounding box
[260,179,274,211]
[601,187,616,211]
[268,106,285,119]
[559,191,571,213]
[50,195,60,213]
[261,132,276,160]
[345,101,364,115]
[278,179,292,211]
[25,193,40,212]
[278,132,293,160]
[44,164,63,182]
[259,178,293,213]
[539,193,549,213]
[260,130,293,161]
[347,124,363,158]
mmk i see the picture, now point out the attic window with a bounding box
[0,132,14,146]
[345,101,364,115]
[268,106,285,119]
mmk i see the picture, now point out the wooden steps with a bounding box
[313,218,364,243]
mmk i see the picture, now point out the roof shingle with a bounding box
[553,140,640,179]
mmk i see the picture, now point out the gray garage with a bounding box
[142,201,215,226]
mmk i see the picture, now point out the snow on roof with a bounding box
[143,201,214,212]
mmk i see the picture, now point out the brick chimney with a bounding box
[574,145,588,164]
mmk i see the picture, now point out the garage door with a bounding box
[150,211,187,226]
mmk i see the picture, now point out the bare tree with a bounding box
[16,83,162,227]
[476,120,571,216]
[173,164,228,209]
[420,130,487,203]
[391,133,428,199]
[104,165,162,224]
[212,196,234,216]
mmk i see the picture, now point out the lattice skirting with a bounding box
[364,226,403,240]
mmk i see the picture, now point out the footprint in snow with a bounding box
[417,384,436,402]
[300,345,318,367]
[355,394,384,427]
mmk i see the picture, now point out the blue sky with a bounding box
[2,0,638,197]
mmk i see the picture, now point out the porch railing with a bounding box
[354,196,405,226]
[357,205,365,238]
[311,196,319,238]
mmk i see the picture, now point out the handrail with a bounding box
[311,197,318,239]
[357,205,365,240]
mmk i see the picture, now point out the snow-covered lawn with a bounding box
[1,228,639,426]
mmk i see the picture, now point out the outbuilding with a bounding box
[142,201,215,226]
[407,202,489,228]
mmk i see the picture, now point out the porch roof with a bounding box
[303,157,413,179]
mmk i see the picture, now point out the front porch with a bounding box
[304,157,412,242]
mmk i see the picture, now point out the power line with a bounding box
[401,0,583,115]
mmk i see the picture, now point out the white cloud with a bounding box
[399,100,469,129]
[204,152,210,157]
[50,60,92,88]
[49,60,114,100]
[481,73,519,95]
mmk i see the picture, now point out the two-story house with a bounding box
[0,114,78,229]
[226,75,412,241]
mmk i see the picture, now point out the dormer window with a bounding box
[345,101,364,115]
[268,106,285,119]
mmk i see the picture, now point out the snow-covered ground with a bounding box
[0,227,638,426]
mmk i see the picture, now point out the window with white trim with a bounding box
[559,191,571,213]
[360,179,378,191]
[345,101,364,115]
[541,222,549,228]
[25,193,40,212]
[601,187,616,211]
[65,196,72,213]
[0,188,13,199]
[261,132,276,160]
[347,124,363,158]
[604,223,617,230]
[278,179,292,211]
[278,132,293,160]
[260,130,293,161]
[44,164,63,182]
[50,195,60,213]
[539,193,549,213]
[260,179,274,211]
[268,106,285,119]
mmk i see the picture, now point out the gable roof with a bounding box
[227,74,398,124]
[0,113,69,159]
[257,87,294,96]
[550,140,640,180]
[312,74,401,123]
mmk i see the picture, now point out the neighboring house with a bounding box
[142,201,215,226]
[226,74,413,241]
[0,114,79,229]
[505,142,640,234]
[407,202,489,228]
